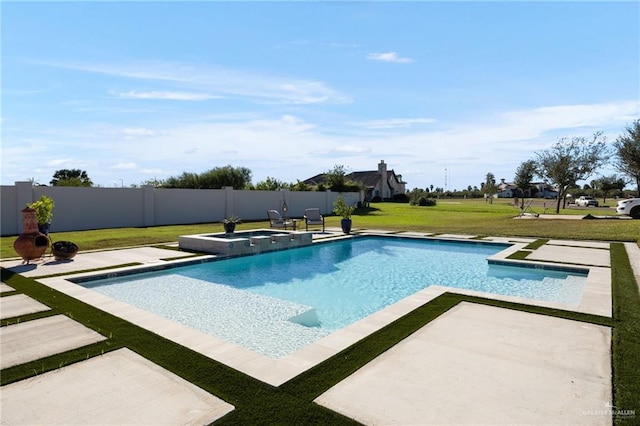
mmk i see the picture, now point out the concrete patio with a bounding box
[1,235,637,425]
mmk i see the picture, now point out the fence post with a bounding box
[224,186,234,219]
[325,189,332,215]
[143,185,155,227]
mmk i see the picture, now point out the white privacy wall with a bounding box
[1,183,362,235]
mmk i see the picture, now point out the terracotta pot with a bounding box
[13,207,50,263]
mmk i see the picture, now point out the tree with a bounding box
[323,164,361,192]
[164,166,252,189]
[613,119,640,196]
[137,178,166,188]
[325,164,348,191]
[199,166,251,189]
[590,175,628,204]
[50,169,93,187]
[483,172,497,203]
[513,160,536,207]
[534,132,609,213]
[254,177,289,191]
[164,172,201,188]
[290,180,311,191]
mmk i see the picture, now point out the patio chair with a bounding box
[267,210,294,230]
[304,208,325,232]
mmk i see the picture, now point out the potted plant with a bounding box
[333,197,355,234]
[27,195,54,235]
[222,215,241,234]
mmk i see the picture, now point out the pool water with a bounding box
[82,237,587,358]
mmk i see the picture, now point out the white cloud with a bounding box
[119,128,157,137]
[366,52,413,63]
[139,168,168,175]
[4,99,636,191]
[356,118,436,129]
[45,60,350,105]
[113,90,220,101]
[500,101,639,133]
[331,145,372,155]
[45,158,74,167]
[111,162,137,170]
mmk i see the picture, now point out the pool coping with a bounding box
[36,234,612,386]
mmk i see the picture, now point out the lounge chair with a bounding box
[267,210,294,230]
[304,208,325,232]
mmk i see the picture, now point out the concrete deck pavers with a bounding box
[528,244,611,267]
[0,348,234,425]
[315,302,612,426]
[1,315,107,369]
[0,293,51,320]
[0,233,632,425]
[0,282,15,293]
[0,246,198,278]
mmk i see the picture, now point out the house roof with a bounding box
[348,171,380,188]
[303,169,404,189]
[303,173,327,186]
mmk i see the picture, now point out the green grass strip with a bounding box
[281,293,611,402]
[523,238,549,250]
[0,269,356,424]
[610,243,640,424]
[507,250,531,260]
[1,256,630,424]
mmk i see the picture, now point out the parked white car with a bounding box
[575,196,599,207]
[616,198,640,219]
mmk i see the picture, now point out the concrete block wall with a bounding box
[1,183,362,236]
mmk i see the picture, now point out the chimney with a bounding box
[378,160,388,198]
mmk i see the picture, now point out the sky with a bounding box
[2,1,639,191]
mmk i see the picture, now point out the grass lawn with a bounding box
[1,199,637,257]
[1,199,639,424]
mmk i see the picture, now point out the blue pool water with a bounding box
[82,237,587,358]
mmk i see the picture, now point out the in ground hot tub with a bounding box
[178,229,313,256]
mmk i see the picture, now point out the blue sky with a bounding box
[2,1,639,190]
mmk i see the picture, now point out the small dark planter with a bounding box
[223,222,236,234]
[340,218,352,234]
[52,241,78,261]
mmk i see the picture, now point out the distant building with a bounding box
[304,160,407,200]
[495,178,559,198]
[496,179,518,198]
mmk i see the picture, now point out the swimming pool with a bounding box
[79,236,588,358]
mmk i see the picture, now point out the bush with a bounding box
[418,197,436,206]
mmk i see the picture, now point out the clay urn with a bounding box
[13,207,50,263]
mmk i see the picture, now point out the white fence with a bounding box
[1,182,362,236]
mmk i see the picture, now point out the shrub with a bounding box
[333,197,355,219]
[418,197,436,206]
